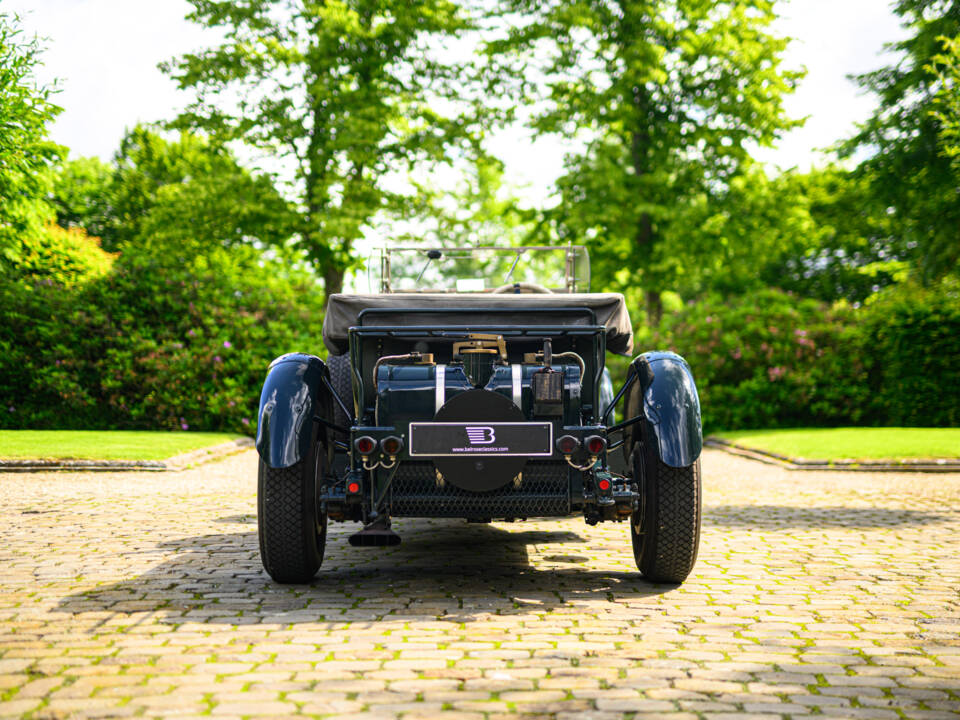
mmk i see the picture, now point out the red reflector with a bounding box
[598,479,611,491]
[347,482,360,494]
[585,435,606,455]
[381,436,403,455]
[354,436,375,455]
[556,435,579,454]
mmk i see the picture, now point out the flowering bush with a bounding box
[651,289,872,431]
[0,245,325,435]
[650,286,959,431]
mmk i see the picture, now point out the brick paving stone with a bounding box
[2,448,960,719]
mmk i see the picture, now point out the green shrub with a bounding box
[9,222,115,286]
[651,289,872,431]
[650,286,959,431]
[859,281,960,426]
[0,245,325,434]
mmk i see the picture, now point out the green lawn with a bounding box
[713,427,960,461]
[0,431,246,461]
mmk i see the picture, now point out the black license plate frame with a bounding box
[408,422,554,457]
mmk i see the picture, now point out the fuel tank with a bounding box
[375,362,582,427]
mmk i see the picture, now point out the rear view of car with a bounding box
[255,246,702,584]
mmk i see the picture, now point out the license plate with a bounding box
[409,422,553,457]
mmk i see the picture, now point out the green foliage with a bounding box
[859,280,960,426]
[49,155,114,241]
[841,0,960,283]
[0,244,325,434]
[52,127,296,254]
[489,0,802,323]
[655,286,960,431]
[761,168,905,303]
[165,0,486,299]
[660,165,815,299]
[654,289,869,431]
[399,157,541,247]
[931,34,960,164]
[0,12,62,268]
[638,165,908,305]
[9,222,114,287]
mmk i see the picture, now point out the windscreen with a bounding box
[368,246,590,293]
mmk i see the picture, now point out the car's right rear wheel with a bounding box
[630,441,701,584]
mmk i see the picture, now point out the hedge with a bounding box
[0,245,326,435]
[651,285,960,431]
[3,245,956,435]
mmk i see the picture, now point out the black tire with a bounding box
[630,440,701,583]
[257,449,327,584]
[326,353,353,439]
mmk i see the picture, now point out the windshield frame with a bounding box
[372,245,591,294]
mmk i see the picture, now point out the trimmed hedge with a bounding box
[0,246,326,434]
[860,283,960,427]
[651,289,866,430]
[652,285,959,431]
[4,245,955,436]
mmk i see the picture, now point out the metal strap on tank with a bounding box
[511,364,522,409]
[435,364,446,413]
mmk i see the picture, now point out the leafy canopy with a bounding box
[164,0,487,299]
[53,126,296,255]
[840,0,960,283]
[488,0,801,322]
[0,12,62,268]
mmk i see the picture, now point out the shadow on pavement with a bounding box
[58,518,671,626]
[706,504,952,528]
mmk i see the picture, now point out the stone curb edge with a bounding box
[705,437,960,473]
[0,437,254,473]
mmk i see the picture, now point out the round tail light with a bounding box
[354,436,376,455]
[347,481,361,494]
[597,478,611,491]
[585,435,607,455]
[381,436,403,455]
[556,435,580,455]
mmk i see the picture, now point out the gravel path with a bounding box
[1,449,959,719]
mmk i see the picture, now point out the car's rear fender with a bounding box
[622,351,702,468]
[256,353,332,469]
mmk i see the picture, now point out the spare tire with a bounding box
[326,352,353,439]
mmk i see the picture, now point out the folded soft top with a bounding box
[323,292,634,356]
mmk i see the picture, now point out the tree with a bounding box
[0,11,61,268]
[766,168,905,303]
[400,156,540,247]
[489,0,801,324]
[52,126,296,254]
[931,35,960,165]
[164,0,484,302]
[659,164,816,300]
[50,155,114,241]
[840,0,960,283]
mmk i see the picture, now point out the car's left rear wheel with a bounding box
[257,448,327,583]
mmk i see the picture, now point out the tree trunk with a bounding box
[323,265,344,305]
[629,80,663,329]
[645,289,663,328]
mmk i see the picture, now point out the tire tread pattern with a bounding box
[327,353,352,440]
[258,460,322,583]
[633,446,701,583]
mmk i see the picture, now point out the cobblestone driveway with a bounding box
[2,449,959,719]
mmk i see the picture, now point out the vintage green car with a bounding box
[255,246,702,583]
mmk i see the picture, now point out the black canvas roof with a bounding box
[322,292,634,356]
